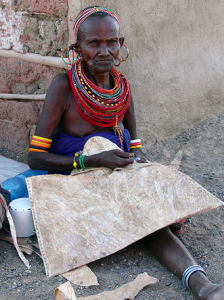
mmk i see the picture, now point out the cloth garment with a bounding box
[0,154,29,184]
[49,129,131,175]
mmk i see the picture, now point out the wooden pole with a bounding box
[0,50,70,70]
[0,93,46,100]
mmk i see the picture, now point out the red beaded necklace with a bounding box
[68,59,131,128]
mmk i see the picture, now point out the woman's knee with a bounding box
[143,226,173,244]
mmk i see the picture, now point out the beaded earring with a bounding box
[114,44,129,67]
[61,46,82,65]
[120,44,129,62]
[114,56,122,67]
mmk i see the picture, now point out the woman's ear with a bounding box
[119,37,124,47]
[69,42,79,53]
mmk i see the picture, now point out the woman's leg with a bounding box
[143,227,224,300]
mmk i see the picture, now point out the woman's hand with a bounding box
[86,149,135,169]
[130,148,148,163]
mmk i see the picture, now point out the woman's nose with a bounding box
[99,45,110,56]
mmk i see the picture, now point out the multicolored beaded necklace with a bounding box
[68,59,131,128]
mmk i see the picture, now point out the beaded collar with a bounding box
[68,59,131,128]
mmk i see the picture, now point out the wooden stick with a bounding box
[67,0,80,46]
[0,93,46,100]
[0,50,70,70]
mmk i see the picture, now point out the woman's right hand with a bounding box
[86,149,135,169]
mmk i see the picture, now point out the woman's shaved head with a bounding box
[74,6,120,42]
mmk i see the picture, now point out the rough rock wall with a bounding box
[0,0,68,54]
[1,0,224,162]
[0,0,69,161]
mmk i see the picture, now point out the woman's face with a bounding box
[76,15,123,74]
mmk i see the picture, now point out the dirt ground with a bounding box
[1,111,224,300]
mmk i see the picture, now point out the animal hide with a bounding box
[26,137,223,277]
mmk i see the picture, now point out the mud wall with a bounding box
[1,0,224,162]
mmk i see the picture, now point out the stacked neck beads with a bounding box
[70,59,131,128]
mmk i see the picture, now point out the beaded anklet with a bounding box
[29,135,52,153]
[182,265,206,290]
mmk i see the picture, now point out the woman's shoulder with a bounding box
[51,72,70,90]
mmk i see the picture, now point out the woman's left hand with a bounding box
[130,148,148,163]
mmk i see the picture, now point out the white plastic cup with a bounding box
[9,198,35,237]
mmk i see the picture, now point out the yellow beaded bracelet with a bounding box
[73,152,79,169]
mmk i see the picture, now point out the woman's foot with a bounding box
[170,218,186,235]
[194,283,224,300]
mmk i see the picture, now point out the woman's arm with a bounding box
[28,73,75,171]
[123,95,147,162]
[28,74,134,171]
[123,95,138,140]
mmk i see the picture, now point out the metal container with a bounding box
[9,198,35,237]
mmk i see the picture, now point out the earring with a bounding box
[114,56,122,67]
[114,44,129,67]
[61,46,81,65]
[76,52,82,62]
[119,44,129,63]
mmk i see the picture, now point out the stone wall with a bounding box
[0,0,69,161]
[0,57,64,161]
[1,0,224,162]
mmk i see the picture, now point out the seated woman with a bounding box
[27,6,224,299]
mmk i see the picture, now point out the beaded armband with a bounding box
[130,139,142,149]
[29,135,52,153]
